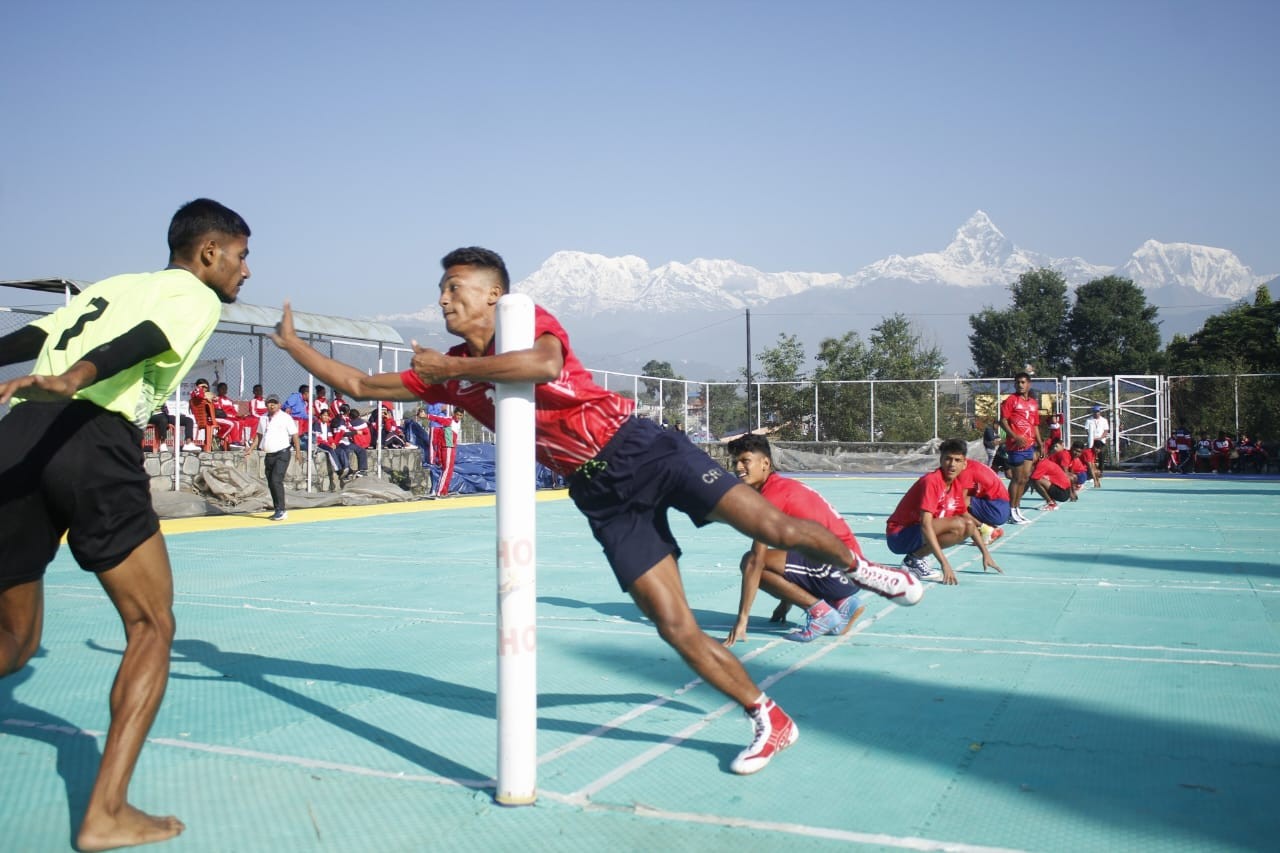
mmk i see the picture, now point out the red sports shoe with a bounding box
[989,527,1004,542]
[730,699,798,775]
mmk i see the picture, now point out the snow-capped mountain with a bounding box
[379,212,1272,375]
[844,211,1111,289]
[1119,239,1267,300]
[382,210,1268,326]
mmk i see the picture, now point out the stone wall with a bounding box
[144,447,434,496]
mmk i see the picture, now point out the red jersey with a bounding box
[1049,449,1074,471]
[1080,447,1097,467]
[759,473,863,560]
[1032,458,1071,489]
[1001,393,1040,449]
[886,469,966,534]
[955,461,1010,502]
[248,396,269,418]
[400,305,635,476]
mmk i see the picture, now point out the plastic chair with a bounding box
[141,424,160,453]
[190,399,220,451]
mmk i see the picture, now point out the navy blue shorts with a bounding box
[886,525,924,556]
[969,497,1011,526]
[780,551,859,603]
[569,417,738,591]
[1007,446,1037,466]
[0,400,159,588]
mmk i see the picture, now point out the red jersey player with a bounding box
[724,433,869,644]
[270,246,924,777]
[886,439,1001,584]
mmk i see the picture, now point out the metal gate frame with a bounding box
[1063,376,1112,450]
[1113,375,1164,464]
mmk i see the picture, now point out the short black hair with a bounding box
[1014,371,1031,382]
[939,438,968,458]
[441,246,511,292]
[167,198,250,260]
[726,433,772,461]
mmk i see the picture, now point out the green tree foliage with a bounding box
[753,334,812,439]
[640,358,687,426]
[865,315,946,442]
[814,332,871,441]
[1164,287,1280,438]
[755,315,947,443]
[1067,276,1162,375]
[968,268,1072,376]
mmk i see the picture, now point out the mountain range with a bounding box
[381,211,1275,378]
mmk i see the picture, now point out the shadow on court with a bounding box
[84,639,710,781]
[0,662,98,849]
[779,665,1280,851]
[563,640,1280,849]
[540,595,737,630]
[1017,550,1280,579]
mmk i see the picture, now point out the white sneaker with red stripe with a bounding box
[849,558,925,605]
[730,699,798,775]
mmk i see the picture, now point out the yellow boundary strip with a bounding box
[158,488,572,535]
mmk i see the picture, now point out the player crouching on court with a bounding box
[722,434,869,645]
[886,439,1002,585]
[955,449,1011,546]
[268,246,923,777]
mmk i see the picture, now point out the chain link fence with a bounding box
[5,298,1276,466]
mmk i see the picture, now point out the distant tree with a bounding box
[1164,286,1280,439]
[968,268,1072,376]
[813,331,871,441]
[752,334,811,439]
[640,358,687,426]
[1067,276,1162,375]
[865,315,946,442]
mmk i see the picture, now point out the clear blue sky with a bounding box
[2,1,1276,317]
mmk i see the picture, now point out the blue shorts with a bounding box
[886,525,924,556]
[780,551,859,603]
[569,417,738,591]
[1007,446,1037,466]
[968,497,1011,526]
[1076,472,1087,485]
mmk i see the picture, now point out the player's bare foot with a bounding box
[76,804,184,851]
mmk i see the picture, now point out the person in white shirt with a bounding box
[244,395,301,520]
[1086,405,1110,466]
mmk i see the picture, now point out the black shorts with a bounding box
[569,417,737,591]
[0,400,159,588]
[1047,484,1072,502]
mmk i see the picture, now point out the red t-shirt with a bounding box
[1001,393,1040,449]
[1080,447,1097,467]
[886,469,966,534]
[1049,449,1074,470]
[759,473,864,560]
[400,306,635,476]
[955,461,1010,502]
[1032,458,1071,489]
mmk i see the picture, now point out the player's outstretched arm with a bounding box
[270,302,418,402]
[410,333,564,386]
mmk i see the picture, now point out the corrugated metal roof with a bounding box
[0,278,403,344]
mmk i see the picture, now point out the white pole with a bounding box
[495,293,537,805]
[172,383,181,492]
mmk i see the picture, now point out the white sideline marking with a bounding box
[2,716,1026,853]
[564,606,900,799]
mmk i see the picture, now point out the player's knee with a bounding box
[738,552,753,573]
[124,606,176,648]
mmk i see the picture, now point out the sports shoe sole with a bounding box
[730,719,799,775]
